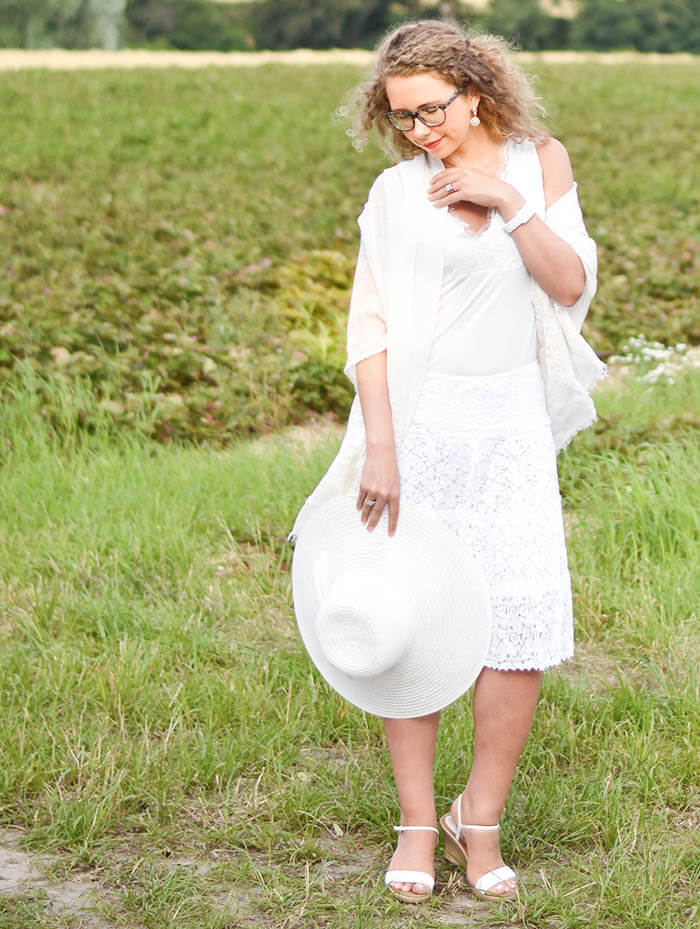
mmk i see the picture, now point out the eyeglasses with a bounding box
[385,86,464,132]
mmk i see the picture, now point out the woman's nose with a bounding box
[411,119,431,139]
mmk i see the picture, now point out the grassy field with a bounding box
[0,58,699,928]
[0,360,698,928]
[0,60,698,442]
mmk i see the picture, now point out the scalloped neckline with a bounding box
[446,138,513,239]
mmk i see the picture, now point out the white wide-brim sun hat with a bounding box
[292,496,492,719]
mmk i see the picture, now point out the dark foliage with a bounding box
[125,0,252,51]
[571,0,700,53]
[0,0,120,49]
[480,0,570,50]
[1,0,698,51]
[251,0,392,51]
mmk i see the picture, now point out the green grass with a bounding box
[0,57,698,928]
[0,61,698,442]
[0,365,698,927]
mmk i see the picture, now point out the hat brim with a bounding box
[292,496,492,718]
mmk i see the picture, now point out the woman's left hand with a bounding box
[428,167,520,215]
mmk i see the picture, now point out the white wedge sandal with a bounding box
[384,824,439,904]
[440,795,518,900]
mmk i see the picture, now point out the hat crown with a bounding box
[315,572,414,678]
[293,497,492,718]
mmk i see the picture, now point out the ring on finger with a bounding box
[445,183,455,193]
[365,498,378,506]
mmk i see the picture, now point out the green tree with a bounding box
[0,0,77,47]
[571,0,699,52]
[252,0,392,50]
[0,0,126,49]
[125,0,251,50]
[481,0,569,50]
[125,0,175,39]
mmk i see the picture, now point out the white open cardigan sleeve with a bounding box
[544,182,598,332]
[344,241,387,387]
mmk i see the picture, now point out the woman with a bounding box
[292,19,604,904]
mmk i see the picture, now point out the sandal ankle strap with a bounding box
[394,825,440,836]
[454,792,500,841]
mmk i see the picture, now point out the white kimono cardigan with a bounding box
[291,150,606,540]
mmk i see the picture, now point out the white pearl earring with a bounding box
[470,110,480,127]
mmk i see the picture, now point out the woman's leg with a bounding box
[383,711,440,894]
[451,668,543,893]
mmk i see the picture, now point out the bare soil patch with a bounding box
[0,827,113,927]
[0,48,696,71]
[0,48,374,70]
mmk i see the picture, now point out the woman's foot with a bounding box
[444,794,517,898]
[386,824,438,902]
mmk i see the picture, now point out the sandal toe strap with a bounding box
[473,865,517,893]
[385,870,435,891]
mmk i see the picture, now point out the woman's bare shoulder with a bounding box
[535,137,575,207]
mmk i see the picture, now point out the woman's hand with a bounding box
[356,445,400,535]
[428,166,520,215]
[355,350,400,536]
[428,138,587,307]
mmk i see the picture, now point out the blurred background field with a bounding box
[1,60,698,443]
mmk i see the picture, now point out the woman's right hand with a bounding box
[355,350,399,535]
[356,445,400,535]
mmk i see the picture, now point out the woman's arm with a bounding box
[355,350,400,535]
[429,137,587,307]
[499,138,586,306]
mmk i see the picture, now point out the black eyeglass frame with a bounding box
[385,86,464,132]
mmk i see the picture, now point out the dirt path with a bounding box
[0,48,696,70]
[0,828,112,927]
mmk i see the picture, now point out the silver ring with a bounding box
[365,498,377,506]
[445,183,455,193]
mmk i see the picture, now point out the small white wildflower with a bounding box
[640,346,671,361]
[642,364,665,383]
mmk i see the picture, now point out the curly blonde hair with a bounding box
[342,19,548,159]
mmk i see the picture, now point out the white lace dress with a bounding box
[397,139,574,670]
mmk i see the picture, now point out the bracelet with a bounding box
[503,202,535,234]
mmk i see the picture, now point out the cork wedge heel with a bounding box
[440,795,518,900]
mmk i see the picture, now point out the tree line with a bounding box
[0,0,697,53]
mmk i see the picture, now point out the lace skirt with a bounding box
[397,362,574,671]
